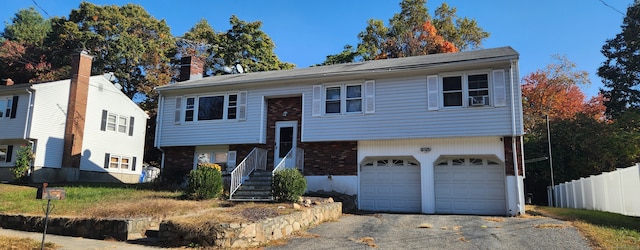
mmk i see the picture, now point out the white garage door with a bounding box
[435,157,506,215]
[360,157,421,213]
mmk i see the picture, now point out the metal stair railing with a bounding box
[272,148,304,175]
[230,147,267,199]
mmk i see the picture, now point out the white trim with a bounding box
[275,121,298,166]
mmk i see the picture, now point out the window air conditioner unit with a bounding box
[469,96,489,106]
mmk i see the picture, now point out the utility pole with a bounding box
[546,115,555,206]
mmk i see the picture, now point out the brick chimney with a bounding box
[179,56,204,82]
[1,78,14,86]
[62,51,93,172]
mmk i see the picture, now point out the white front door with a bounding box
[275,121,297,167]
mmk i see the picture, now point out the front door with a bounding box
[275,121,297,167]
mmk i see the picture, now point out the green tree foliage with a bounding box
[47,2,176,104]
[322,0,489,65]
[598,1,640,119]
[181,15,294,75]
[272,169,307,202]
[12,145,34,181]
[2,7,51,46]
[0,8,61,83]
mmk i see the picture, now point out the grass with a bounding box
[530,205,640,249]
[0,183,292,220]
[0,235,58,250]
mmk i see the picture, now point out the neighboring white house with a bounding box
[0,52,148,183]
[155,47,525,216]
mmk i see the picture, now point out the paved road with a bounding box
[268,213,592,250]
[0,228,162,250]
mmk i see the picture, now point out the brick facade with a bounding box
[302,141,357,176]
[503,136,524,176]
[62,52,92,169]
[163,146,195,180]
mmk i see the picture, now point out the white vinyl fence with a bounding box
[548,164,640,217]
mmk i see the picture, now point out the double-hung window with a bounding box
[442,73,490,108]
[324,84,362,114]
[0,145,12,163]
[179,92,246,122]
[101,110,134,136]
[0,96,17,118]
[104,153,136,171]
[427,70,506,110]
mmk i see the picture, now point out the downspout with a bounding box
[155,94,165,172]
[509,59,522,215]
[23,88,35,176]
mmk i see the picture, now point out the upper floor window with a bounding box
[101,110,134,136]
[324,84,362,114]
[427,69,506,110]
[0,96,18,119]
[313,81,375,116]
[177,92,247,123]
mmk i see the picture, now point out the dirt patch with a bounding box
[483,217,505,223]
[350,237,378,248]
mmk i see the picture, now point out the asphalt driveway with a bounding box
[268,213,592,250]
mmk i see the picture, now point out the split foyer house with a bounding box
[0,52,148,183]
[154,47,525,216]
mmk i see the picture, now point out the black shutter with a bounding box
[132,157,137,171]
[128,116,135,136]
[104,153,110,168]
[10,96,18,118]
[6,145,13,163]
[100,110,108,131]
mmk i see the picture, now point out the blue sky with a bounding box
[0,0,633,97]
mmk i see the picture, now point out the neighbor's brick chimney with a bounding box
[179,56,204,82]
[62,51,93,169]
[1,78,14,86]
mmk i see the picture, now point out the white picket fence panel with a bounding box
[549,164,640,217]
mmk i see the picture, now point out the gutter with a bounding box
[154,95,166,172]
[509,59,522,215]
[23,88,35,177]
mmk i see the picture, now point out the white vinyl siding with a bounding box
[304,73,520,142]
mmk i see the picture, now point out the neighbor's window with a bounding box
[325,84,362,114]
[106,112,128,134]
[442,76,463,107]
[185,97,195,122]
[0,145,7,162]
[0,97,12,118]
[227,94,238,119]
[468,74,489,106]
[109,155,132,169]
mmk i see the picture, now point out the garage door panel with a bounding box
[435,160,506,215]
[360,163,421,213]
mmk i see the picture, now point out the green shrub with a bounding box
[12,145,33,182]
[272,168,307,202]
[185,163,223,200]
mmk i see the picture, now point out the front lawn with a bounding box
[529,205,640,249]
[0,183,293,223]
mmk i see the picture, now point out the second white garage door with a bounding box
[360,157,421,213]
[434,157,506,215]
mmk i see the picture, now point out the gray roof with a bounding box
[159,46,519,92]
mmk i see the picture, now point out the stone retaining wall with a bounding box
[0,214,157,241]
[158,202,342,248]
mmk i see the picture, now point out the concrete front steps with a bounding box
[230,170,273,201]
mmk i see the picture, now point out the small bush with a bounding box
[12,145,33,182]
[185,163,223,200]
[272,168,307,202]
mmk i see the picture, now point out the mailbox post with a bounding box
[36,183,65,250]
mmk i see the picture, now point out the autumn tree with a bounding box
[321,0,488,65]
[47,2,176,104]
[521,55,592,133]
[0,8,61,83]
[182,15,294,75]
[598,0,640,119]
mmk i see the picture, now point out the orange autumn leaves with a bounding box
[522,57,606,132]
[375,21,457,60]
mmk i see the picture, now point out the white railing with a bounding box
[230,147,267,199]
[272,148,304,175]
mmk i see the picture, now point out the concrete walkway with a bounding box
[0,228,163,250]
